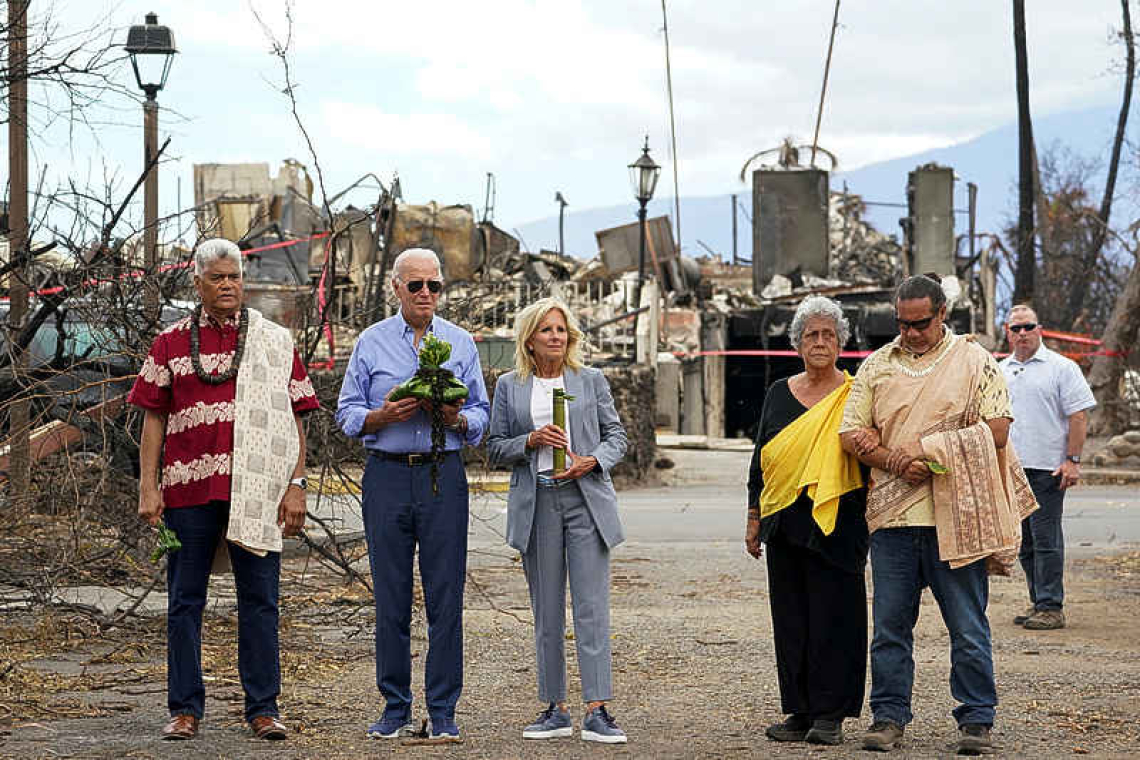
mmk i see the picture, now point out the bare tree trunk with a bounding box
[1089,259,1140,435]
[1012,0,1036,306]
[1063,0,1135,328]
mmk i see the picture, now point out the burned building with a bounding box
[700,162,991,440]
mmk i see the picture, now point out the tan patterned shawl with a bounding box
[226,308,300,556]
[866,335,1037,574]
[922,422,1037,573]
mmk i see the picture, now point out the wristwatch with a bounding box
[1066,455,1081,464]
[288,476,308,491]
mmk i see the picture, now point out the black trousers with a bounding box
[766,536,867,720]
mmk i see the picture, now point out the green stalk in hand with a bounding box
[552,388,575,472]
[151,524,182,563]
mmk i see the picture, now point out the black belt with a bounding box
[371,450,458,466]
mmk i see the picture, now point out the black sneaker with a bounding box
[956,723,993,755]
[765,714,811,742]
[862,720,904,751]
[806,718,843,745]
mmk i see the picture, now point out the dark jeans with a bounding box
[362,452,468,721]
[163,501,281,722]
[1020,469,1065,611]
[765,537,867,720]
[869,527,996,728]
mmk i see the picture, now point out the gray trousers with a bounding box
[522,481,613,703]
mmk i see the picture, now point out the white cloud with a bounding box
[319,101,494,159]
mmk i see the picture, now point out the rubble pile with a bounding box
[828,191,903,285]
[1092,430,1140,468]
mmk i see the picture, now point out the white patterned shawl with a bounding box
[226,308,301,555]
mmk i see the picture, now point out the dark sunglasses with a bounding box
[404,279,442,294]
[1009,323,1038,333]
[896,314,936,332]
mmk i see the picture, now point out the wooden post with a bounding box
[7,0,31,497]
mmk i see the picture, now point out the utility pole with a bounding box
[1012,0,1035,306]
[7,0,31,498]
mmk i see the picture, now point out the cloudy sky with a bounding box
[9,0,1135,244]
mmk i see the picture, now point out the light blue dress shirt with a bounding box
[336,312,489,452]
[1000,344,1095,471]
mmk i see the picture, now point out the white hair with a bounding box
[789,295,850,350]
[194,238,243,277]
[391,247,442,282]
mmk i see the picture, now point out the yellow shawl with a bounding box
[758,376,863,535]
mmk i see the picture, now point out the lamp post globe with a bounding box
[125,12,177,100]
[124,12,177,326]
[627,138,661,282]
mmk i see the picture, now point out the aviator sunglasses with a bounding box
[1008,323,1038,333]
[403,279,443,294]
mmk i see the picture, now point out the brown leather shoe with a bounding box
[161,714,199,740]
[250,715,289,740]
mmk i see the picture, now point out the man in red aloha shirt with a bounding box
[128,238,318,742]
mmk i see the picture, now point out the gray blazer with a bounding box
[487,366,628,554]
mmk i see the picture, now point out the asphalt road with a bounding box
[469,449,1140,556]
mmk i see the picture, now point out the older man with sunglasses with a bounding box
[839,275,1036,754]
[336,248,489,741]
[1000,305,1095,631]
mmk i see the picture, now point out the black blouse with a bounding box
[746,378,869,574]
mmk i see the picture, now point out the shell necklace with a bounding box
[892,332,957,379]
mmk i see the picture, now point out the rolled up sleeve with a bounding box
[336,348,372,439]
[456,335,490,445]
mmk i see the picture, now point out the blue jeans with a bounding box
[163,502,281,722]
[869,527,996,727]
[362,452,468,721]
[1020,469,1065,611]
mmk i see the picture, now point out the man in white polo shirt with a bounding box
[1000,305,1096,631]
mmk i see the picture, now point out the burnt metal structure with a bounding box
[752,168,829,294]
[906,164,955,276]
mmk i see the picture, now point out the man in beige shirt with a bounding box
[839,275,1022,755]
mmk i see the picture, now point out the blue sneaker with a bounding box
[581,705,627,744]
[523,703,573,739]
[430,716,461,741]
[366,710,414,739]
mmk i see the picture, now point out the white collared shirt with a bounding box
[530,374,571,474]
[1000,344,1096,470]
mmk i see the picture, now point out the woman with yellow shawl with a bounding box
[745,295,872,747]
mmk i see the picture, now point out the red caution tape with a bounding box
[2,232,330,302]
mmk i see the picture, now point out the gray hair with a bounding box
[391,247,443,282]
[789,295,850,350]
[194,238,243,277]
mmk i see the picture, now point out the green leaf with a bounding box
[925,461,950,474]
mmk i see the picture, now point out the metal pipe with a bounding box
[731,193,738,265]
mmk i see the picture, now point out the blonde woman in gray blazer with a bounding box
[487,297,629,744]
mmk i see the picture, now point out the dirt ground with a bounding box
[3,453,1140,759]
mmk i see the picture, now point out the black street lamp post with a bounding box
[628,138,661,281]
[124,12,177,322]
